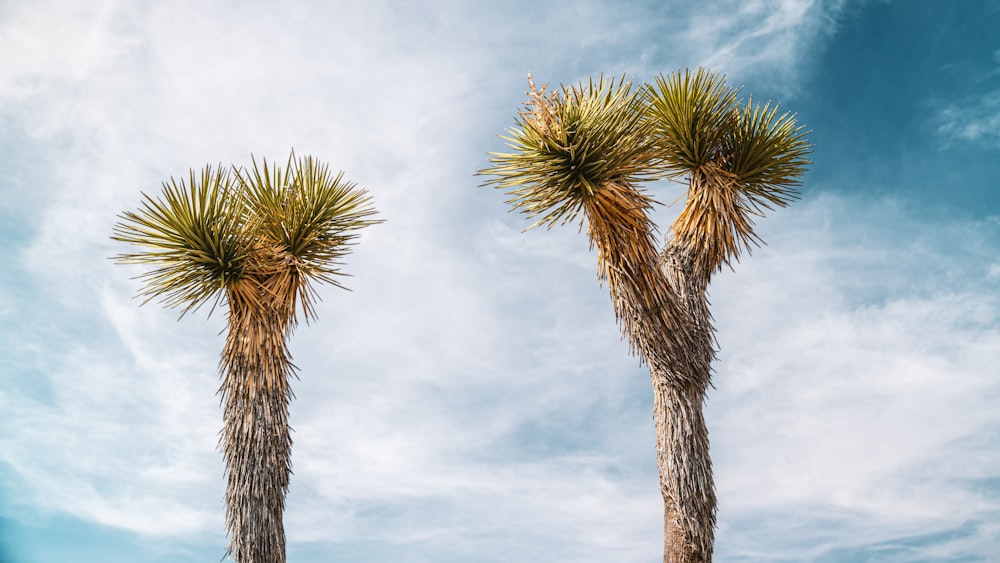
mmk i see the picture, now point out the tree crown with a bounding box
[113,152,381,320]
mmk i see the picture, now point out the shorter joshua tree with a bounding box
[113,153,380,563]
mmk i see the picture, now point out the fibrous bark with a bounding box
[647,244,717,562]
[610,240,717,562]
[219,272,297,563]
[584,183,718,561]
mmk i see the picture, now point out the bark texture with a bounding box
[581,181,718,561]
[652,244,717,562]
[651,369,715,562]
[612,242,717,562]
[219,274,296,563]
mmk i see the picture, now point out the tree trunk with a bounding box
[648,244,717,562]
[219,278,295,563]
[584,184,718,561]
[652,377,714,562]
[220,379,292,563]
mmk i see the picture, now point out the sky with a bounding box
[1,0,998,561]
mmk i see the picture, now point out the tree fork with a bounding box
[651,245,717,562]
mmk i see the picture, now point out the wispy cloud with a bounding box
[646,0,848,94]
[934,91,1000,148]
[709,195,1000,560]
[931,42,1000,150]
[5,1,996,561]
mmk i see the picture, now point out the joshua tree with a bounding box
[113,153,380,563]
[481,69,810,562]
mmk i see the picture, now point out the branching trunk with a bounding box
[614,243,717,562]
[219,277,296,563]
[584,185,718,561]
[650,244,717,562]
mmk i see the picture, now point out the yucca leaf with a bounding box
[112,165,251,316]
[646,67,812,277]
[726,97,811,211]
[646,68,739,174]
[236,152,382,321]
[480,74,658,230]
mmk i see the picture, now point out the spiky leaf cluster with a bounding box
[646,68,812,276]
[113,166,250,314]
[482,74,658,230]
[112,153,381,319]
[480,74,705,370]
[646,68,738,172]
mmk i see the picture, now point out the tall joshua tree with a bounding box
[113,153,380,563]
[481,69,810,562]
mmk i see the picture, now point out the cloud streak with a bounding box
[4,1,997,561]
[709,195,1000,560]
[935,90,1000,148]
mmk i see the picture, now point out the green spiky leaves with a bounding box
[646,68,812,276]
[482,69,811,280]
[113,165,251,315]
[481,74,658,230]
[647,68,739,172]
[112,152,381,319]
[726,97,812,209]
[646,68,811,208]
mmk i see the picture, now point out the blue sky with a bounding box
[1,1,998,561]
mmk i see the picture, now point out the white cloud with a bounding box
[935,91,1000,148]
[989,262,1000,279]
[0,287,223,537]
[648,0,848,94]
[708,194,1000,559]
[6,1,996,562]
[932,42,1000,150]
[0,0,133,104]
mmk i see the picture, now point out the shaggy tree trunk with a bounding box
[219,278,295,563]
[583,185,718,561]
[651,377,714,562]
[648,245,717,562]
[220,379,292,563]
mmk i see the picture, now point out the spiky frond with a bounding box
[114,153,381,320]
[237,153,382,321]
[112,165,251,316]
[481,74,659,229]
[646,68,812,277]
[481,74,704,371]
[646,67,739,174]
[726,97,811,211]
